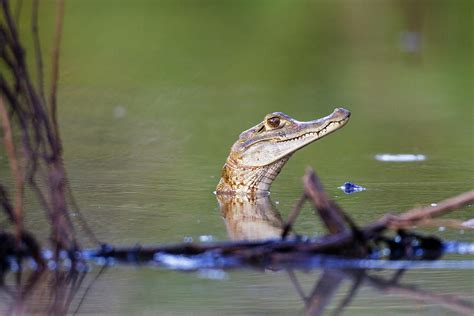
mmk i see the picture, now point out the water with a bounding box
[2,0,474,314]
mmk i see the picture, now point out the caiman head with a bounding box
[216,108,350,194]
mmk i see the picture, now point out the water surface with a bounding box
[2,0,473,314]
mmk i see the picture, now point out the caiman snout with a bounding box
[335,108,351,118]
[329,108,351,121]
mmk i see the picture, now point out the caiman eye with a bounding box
[266,117,281,129]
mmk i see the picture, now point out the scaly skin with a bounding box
[216,108,350,194]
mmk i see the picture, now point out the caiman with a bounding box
[216,108,350,194]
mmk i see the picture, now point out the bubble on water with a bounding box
[9,258,19,272]
[28,259,38,271]
[75,251,83,260]
[59,250,68,259]
[43,250,53,260]
[183,236,193,242]
[114,105,126,118]
[47,260,57,270]
[63,258,72,270]
[199,235,214,242]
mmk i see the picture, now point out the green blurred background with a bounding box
[2,0,473,314]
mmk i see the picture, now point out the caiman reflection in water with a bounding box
[217,194,284,240]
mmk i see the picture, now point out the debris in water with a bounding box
[339,182,366,194]
[375,154,426,162]
[462,219,474,229]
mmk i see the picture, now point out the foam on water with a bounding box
[375,154,426,162]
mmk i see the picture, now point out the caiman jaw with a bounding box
[216,108,350,194]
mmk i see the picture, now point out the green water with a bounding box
[2,0,474,314]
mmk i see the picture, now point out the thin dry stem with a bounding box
[390,218,472,230]
[282,193,306,239]
[32,0,45,103]
[398,190,474,222]
[0,97,24,241]
[49,0,64,140]
[303,168,348,234]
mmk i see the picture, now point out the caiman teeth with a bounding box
[276,119,347,143]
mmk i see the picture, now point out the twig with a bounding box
[1,0,81,257]
[304,271,344,316]
[287,270,308,303]
[73,266,107,315]
[32,0,46,103]
[303,168,348,234]
[49,0,64,140]
[0,185,15,222]
[398,190,474,223]
[391,218,472,230]
[66,185,102,246]
[357,271,474,316]
[282,193,306,239]
[330,272,364,316]
[0,97,24,241]
[365,189,474,234]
